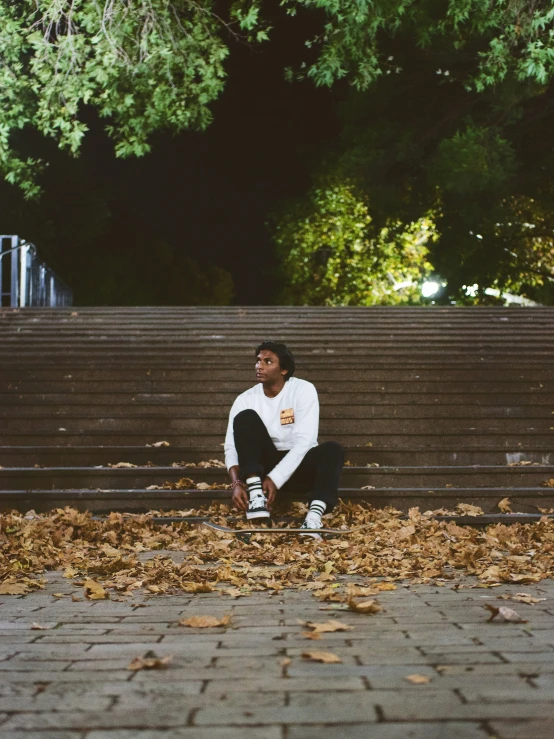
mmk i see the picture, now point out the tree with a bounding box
[274,2,554,304]
[0,0,253,196]
[4,1,554,197]
[273,180,436,305]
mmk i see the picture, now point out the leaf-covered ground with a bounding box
[1,503,553,600]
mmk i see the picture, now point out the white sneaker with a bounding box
[246,493,270,520]
[299,512,323,540]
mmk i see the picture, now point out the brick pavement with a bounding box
[1,563,554,739]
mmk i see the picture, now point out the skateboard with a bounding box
[203,521,351,538]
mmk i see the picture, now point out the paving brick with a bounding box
[286,723,489,739]
[194,700,377,725]
[380,696,554,721]
[0,660,72,671]
[0,670,132,682]
[204,676,365,693]
[0,692,112,711]
[459,687,554,703]
[3,711,195,730]
[86,729,282,739]
[488,720,554,739]
[0,732,82,739]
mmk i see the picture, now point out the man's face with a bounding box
[255,349,287,384]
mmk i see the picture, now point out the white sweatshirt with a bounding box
[224,376,319,490]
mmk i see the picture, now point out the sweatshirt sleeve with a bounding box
[267,383,319,489]
[224,395,245,470]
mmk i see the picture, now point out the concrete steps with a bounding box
[1,487,552,515]
[2,464,554,490]
[2,305,554,514]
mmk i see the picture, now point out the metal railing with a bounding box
[0,235,73,307]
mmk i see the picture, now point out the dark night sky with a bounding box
[2,11,342,305]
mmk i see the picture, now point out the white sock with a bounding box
[246,476,263,500]
[308,499,326,523]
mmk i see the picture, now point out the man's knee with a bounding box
[317,441,344,464]
[233,409,263,431]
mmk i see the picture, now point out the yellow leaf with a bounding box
[83,579,108,600]
[479,566,502,583]
[509,573,542,584]
[30,622,52,630]
[302,619,353,634]
[179,614,231,628]
[347,599,381,614]
[0,582,29,595]
[498,497,512,513]
[128,652,173,671]
[405,674,431,684]
[375,582,397,592]
[498,593,545,605]
[220,587,247,598]
[302,651,342,663]
[110,462,137,468]
[456,503,484,516]
[196,482,213,490]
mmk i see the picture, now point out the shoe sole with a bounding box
[246,510,271,520]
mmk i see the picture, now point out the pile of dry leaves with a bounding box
[1,502,553,599]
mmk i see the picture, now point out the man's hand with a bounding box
[262,476,278,509]
[231,481,248,511]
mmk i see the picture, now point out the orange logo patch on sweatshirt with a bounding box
[280,408,295,425]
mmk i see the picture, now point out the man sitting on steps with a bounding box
[224,340,344,535]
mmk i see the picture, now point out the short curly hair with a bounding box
[255,341,296,381]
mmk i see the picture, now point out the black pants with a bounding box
[233,409,344,511]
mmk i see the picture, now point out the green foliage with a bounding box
[78,250,234,306]
[273,180,436,305]
[285,0,554,92]
[428,127,517,196]
[435,194,554,304]
[0,0,236,196]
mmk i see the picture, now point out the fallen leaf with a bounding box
[509,573,542,584]
[479,566,502,583]
[302,631,322,640]
[196,482,213,490]
[220,587,247,598]
[485,604,528,623]
[0,583,29,595]
[179,614,231,628]
[128,651,173,671]
[347,599,381,614]
[542,478,554,488]
[405,674,431,684]
[281,658,291,667]
[302,619,353,634]
[30,622,52,630]
[361,485,375,490]
[152,441,170,447]
[109,462,137,468]
[83,579,108,600]
[498,497,513,513]
[456,503,484,517]
[498,593,546,605]
[52,593,65,598]
[301,651,342,663]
